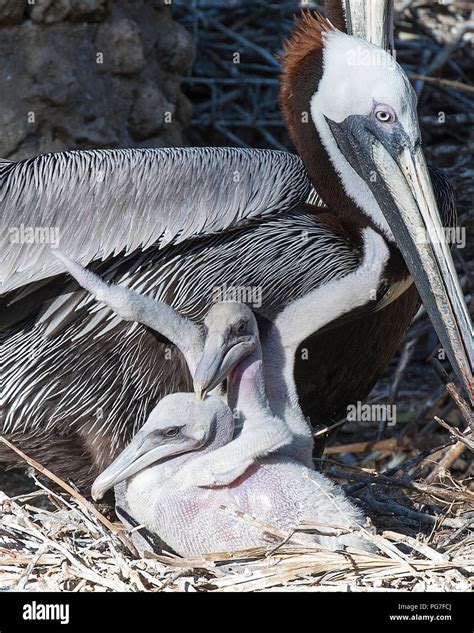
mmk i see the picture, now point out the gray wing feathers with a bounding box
[1,147,311,293]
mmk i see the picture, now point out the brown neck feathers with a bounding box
[280,12,360,222]
[324,0,347,32]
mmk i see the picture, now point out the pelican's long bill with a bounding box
[91,430,196,501]
[327,114,473,404]
[372,142,473,404]
[193,332,254,400]
[344,0,394,50]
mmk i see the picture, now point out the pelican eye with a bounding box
[162,426,180,438]
[235,320,248,334]
[374,105,396,124]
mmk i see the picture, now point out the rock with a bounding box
[0,0,26,25]
[129,82,174,141]
[95,18,145,75]
[159,79,190,128]
[28,49,77,106]
[69,0,109,22]
[155,20,194,74]
[73,116,118,146]
[29,0,108,23]
[0,0,191,158]
[175,92,193,128]
[0,108,29,156]
[30,0,71,24]
[159,121,183,147]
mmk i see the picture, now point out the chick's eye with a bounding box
[236,321,247,334]
[374,105,396,124]
[163,426,179,438]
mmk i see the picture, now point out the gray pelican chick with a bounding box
[91,393,369,557]
[53,251,293,484]
[187,227,386,485]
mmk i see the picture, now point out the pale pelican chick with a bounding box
[92,392,370,557]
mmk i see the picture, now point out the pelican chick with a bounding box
[92,392,370,557]
[52,250,294,484]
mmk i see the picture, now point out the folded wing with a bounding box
[0,147,311,293]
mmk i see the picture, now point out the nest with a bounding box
[0,434,472,592]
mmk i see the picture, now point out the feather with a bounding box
[1,147,311,293]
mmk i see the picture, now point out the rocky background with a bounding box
[0,0,194,159]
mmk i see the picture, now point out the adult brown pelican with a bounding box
[1,10,472,488]
[90,300,369,557]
